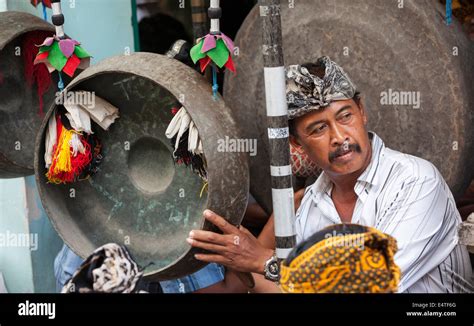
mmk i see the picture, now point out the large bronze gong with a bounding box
[0,11,58,178]
[224,0,474,213]
[34,53,249,281]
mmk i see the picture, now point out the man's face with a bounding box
[290,98,372,178]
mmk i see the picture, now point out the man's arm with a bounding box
[188,188,307,293]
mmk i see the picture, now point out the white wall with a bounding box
[7,0,136,64]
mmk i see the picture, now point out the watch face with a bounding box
[269,262,279,274]
[265,256,281,281]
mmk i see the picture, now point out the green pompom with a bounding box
[206,39,230,68]
[74,45,91,59]
[47,41,68,72]
[190,39,207,63]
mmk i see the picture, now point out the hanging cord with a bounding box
[57,71,64,91]
[212,65,218,99]
[446,0,452,25]
[42,2,48,21]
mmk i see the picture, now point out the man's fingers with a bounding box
[203,209,239,234]
[239,225,254,237]
[186,238,226,254]
[194,253,232,265]
[188,230,232,246]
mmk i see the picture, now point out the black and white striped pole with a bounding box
[50,0,65,39]
[208,0,221,35]
[50,0,65,90]
[208,0,221,98]
[259,0,296,260]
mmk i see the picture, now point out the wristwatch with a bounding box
[263,253,280,282]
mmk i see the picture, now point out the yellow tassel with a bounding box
[53,127,74,173]
[46,124,85,184]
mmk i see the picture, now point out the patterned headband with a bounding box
[286,56,357,119]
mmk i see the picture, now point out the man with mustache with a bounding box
[187,56,473,293]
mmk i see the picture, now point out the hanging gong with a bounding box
[0,11,60,178]
[34,53,249,281]
[224,0,474,213]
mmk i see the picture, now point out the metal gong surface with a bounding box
[35,53,249,281]
[0,11,57,178]
[224,0,474,213]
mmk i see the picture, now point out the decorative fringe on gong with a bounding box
[169,129,207,180]
[23,31,53,115]
[165,106,207,180]
[46,113,97,184]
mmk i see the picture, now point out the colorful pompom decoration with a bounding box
[34,36,91,78]
[190,33,235,74]
[30,0,52,8]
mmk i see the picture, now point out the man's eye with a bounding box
[340,113,352,122]
[312,124,327,134]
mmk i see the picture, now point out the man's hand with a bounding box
[187,210,274,274]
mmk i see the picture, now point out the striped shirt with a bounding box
[295,132,473,293]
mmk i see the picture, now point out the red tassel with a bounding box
[55,114,62,136]
[171,107,180,115]
[31,0,52,8]
[224,55,236,73]
[68,136,92,179]
[34,51,49,65]
[62,54,81,78]
[199,57,211,73]
[23,31,53,115]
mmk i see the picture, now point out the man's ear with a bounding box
[289,134,304,154]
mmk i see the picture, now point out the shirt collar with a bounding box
[356,131,385,187]
[310,131,385,202]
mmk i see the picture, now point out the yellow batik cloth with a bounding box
[280,224,401,293]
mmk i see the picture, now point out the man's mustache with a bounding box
[329,143,362,163]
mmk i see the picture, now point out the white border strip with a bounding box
[271,188,296,238]
[270,165,292,177]
[210,0,220,33]
[276,247,293,259]
[264,67,288,117]
[210,19,220,33]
